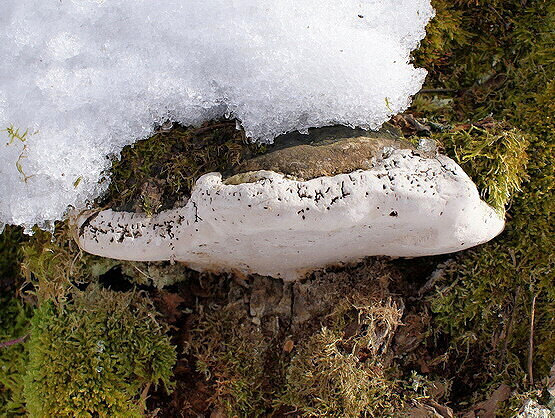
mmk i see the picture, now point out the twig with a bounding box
[0,334,28,349]
[133,264,151,280]
[417,88,457,94]
[192,121,237,135]
[528,293,537,387]
[139,382,152,411]
[500,286,520,364]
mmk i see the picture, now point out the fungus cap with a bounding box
[73,139,504,280]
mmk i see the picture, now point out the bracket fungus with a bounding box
[72,126,504,280]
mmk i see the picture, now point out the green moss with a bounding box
[189,305,269,416]
[436,122,530,213]
[413,0,471,82]
[21,227,82,302]
[282,328,391,417]
[411,0,555,401]
[23,285,175,417]
[17,184,181,417]
[0,294,32,416]
[20,224,115,303]
[117,261,195,289]
[0,226,32,416]
[0,226,27,284]
[105,121,263,214]
[279,300,404,417]
[188,297,409,417]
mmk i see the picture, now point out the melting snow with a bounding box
[0,0,434,232]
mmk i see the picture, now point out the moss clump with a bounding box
[0,226,27,284]
[437,121,530,213]
[118,261,196,289]
[0,226,32,416]
[105,121,263,214]
[23,285,175,417]
[189,304,269,416]
[280,300,404,417]
[21,226,85,302]
[20,224,119,302]
[184,262,409,417]
[0,294,32,416]
[412,0,471,81]
[282,328,391,417]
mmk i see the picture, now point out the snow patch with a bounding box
[0,0,434,232]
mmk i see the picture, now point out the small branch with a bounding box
[417,88,457,95]
[139,382,152,413]
[528,293,537,387]
[500,287,520,364]
[141,382,152,401]
[193,121,237,135]
[0,334,28,349]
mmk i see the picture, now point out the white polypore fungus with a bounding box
[73,149,504,280]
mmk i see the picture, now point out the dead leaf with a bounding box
[463,384,511,418]
[428,380,449,400]
[404,405,432,417]
[210,408,226,418]
[391,113,431,136]
[406,401,454,418]
[548,362,555,397]
[283,339,294,353]
[158,291,185,323]
[343,320,361,339]
[427,400,454,418]
[394,312,431,356]
[418,357,431,374]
